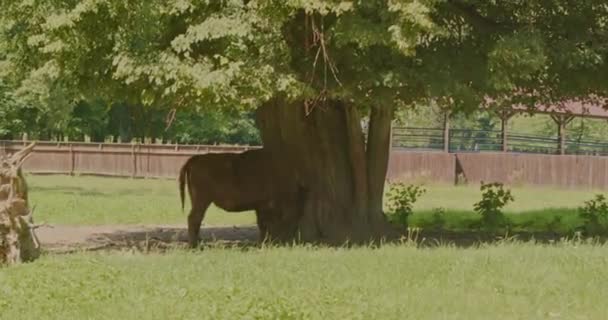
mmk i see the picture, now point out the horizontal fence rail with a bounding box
[3,139,608,190]
[0,140,260,179]
[392,127,608,156]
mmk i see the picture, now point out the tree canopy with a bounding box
[3,0,607,116]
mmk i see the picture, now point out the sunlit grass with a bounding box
[26,174,603,232]
[2,242,608,320]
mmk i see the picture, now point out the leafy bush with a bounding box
[578,194,608,236]
[386,182,426,228]
[473,182,514,232]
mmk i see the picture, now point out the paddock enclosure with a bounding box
[2,140,608,190]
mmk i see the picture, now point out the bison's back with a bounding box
[186,149,276,209]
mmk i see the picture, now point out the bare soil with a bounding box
[37,224,260,253]
[37,223,601,254]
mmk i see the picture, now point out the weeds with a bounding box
[473,182,514,232]
[578,194,608,236]
[386,182,426,228]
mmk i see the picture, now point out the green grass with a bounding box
[27,174,256,226]
[2,242,608,319]
[9,175,608,319]
[412,183,600,213]
[26,174,605,233]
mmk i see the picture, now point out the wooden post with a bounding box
[69,143,75,176]
[501,117,508,152]
[557,118,565,155]
[551,115,575,155]
[146,145,150,178]
[389,121,394,151]
[131,143,137,178]
[443,112,450,153]
[495,108,515,153]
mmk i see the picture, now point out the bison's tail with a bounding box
[178,158,191,212]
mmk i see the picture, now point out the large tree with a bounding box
[2,0,608,243]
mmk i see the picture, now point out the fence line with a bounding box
[392,126,608,155]
[0,140,260,179]
[3,139,608,190]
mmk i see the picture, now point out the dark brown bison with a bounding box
[179,148,292,247]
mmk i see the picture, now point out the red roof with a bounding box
[484,96,608,119]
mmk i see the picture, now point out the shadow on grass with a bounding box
[42,225,261,254]
[40,207,607,254]
[30,186,155,197]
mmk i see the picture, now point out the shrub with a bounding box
[578,194,608,236]
[473,182,514,232]
[386,182,426,228]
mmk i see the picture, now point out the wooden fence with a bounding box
[0,141,260,179]
[2,140,608,190]
[388,150,608,190]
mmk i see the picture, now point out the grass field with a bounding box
[27,174,603,233]
[5,175,608,319]
[3,242,608,319]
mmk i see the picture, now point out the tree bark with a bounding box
[254,97,393,245]
[366,104,395,224]
[0,142,40,266]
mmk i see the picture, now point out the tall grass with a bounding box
[2,241,608,319]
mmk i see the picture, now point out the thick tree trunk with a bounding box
[254,97,393,244]
[366,104,395,221]
[0,143,40,266]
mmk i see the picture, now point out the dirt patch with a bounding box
[37,224,260,253]
[36,224,600,254]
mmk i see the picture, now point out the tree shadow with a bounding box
[48,225,262,253]
[43,225,608,255]
[30,186,157,197]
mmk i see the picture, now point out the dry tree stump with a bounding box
[0,142,40,266]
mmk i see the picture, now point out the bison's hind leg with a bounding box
[187,200,210,249]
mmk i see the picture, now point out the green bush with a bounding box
[386,182,426,228]
[473,182,514,232]
[578,194,608,236]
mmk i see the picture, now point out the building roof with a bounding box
[485,96,608,120]
[513,100,608,119]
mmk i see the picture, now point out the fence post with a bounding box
[551,115,574,155]
[443,112,450,153]
[146,145,150,178]
[131,143,137,178]
[496,108,515,153]
[69,143,75,176]
[389,121,394,151]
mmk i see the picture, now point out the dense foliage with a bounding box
[2,1,607,123]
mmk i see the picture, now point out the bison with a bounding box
[179,148,303,247]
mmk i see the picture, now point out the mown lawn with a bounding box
[27,174,603,233]
[2,242,608,320]
[27,174,254,226]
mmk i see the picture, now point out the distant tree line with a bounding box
[0,82,260,145]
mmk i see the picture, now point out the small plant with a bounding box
[473,182,514,232]
[578,194,608,236]
[427,207,447,231]
[545,215,563,234]
[386,182,426,228]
